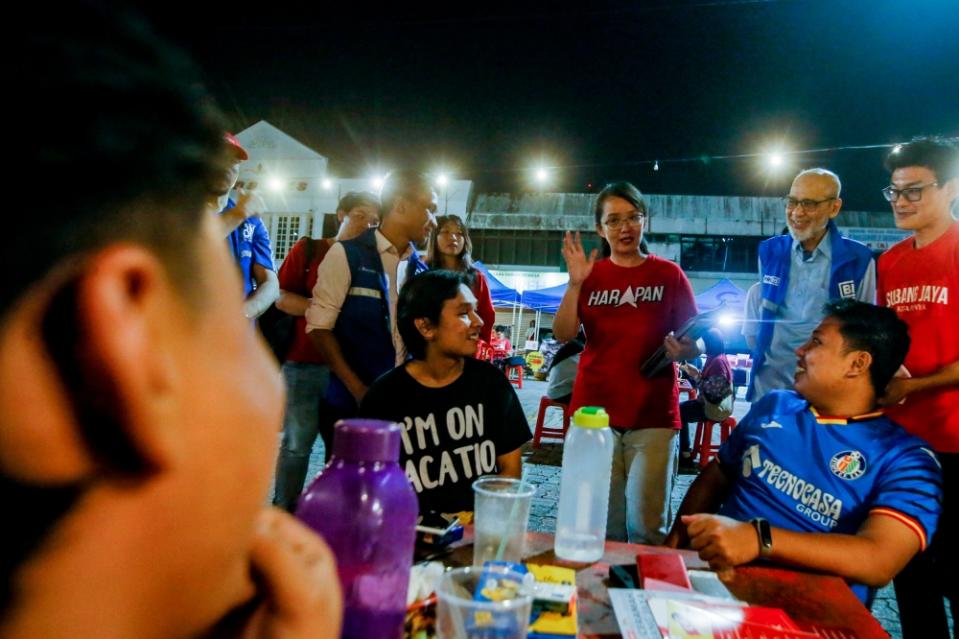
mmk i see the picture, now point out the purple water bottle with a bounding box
[296,419,418,639]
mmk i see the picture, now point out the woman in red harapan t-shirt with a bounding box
[553,182,699,544]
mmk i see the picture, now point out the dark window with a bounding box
[680,236,760,273]
[471,229,591,268]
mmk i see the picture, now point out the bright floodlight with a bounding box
[718,313,737,328]
[436,173,449,187]
[371,175,386,190]
[535,167,550,184]
[321,178,333,191]
[767,152,785,168]
[891,144,902,154]
[267,177,284,192]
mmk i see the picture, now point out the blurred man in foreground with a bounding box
[1,6,340,638]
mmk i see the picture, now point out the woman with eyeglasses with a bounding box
[554,181,700,545]
[427,214,496,344]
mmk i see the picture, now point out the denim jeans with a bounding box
[606,427,678,544]
[272,362,330,511]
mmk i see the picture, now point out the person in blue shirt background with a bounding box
[217,133,279,319]
[667,299,942,604]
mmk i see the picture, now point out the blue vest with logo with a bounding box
[748,221,873,400]
[326,229,427,410]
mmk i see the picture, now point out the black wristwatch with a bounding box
[751,517,773,558]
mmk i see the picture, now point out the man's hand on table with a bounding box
[663,526,688,550]
[239,508,342,638]
[682,513,759,571]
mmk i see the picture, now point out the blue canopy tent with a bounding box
[473,261,520,307]
[694,279,749,355]
[519,281,568,314]
[694,278,747,313]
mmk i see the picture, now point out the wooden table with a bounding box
[442,529,887,638]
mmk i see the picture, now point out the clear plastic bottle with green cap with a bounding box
[554,406,615,562]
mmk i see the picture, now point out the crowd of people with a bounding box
[4,5,957,639]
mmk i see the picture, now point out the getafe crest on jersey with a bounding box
[830,450,867,480]
[586,285,664,307]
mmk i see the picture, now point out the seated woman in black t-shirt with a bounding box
[359,270,532,515]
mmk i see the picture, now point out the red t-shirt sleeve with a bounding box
[472,271,496,343]
[277,237,308,293]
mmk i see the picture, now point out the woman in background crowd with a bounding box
[554,181,699,544]
[427,214,495,344]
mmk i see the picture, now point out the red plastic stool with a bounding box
[693,416,737,468]
[505,363,523,388]
[533,396,571,448]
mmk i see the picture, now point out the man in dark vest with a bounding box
[743,168,875,402]
[307,170,437,442]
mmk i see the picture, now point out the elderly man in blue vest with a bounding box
[306,170,437,435]
[743,168,875,402]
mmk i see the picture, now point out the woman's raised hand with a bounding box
[562,231,598,286]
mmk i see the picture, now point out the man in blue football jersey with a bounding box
[666,299,942,603]
[217,133,279,320]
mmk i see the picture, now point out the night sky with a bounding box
[147,0,958,210]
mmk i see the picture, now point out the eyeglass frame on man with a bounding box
[881,182,939,203]
[601,211,647,229]
[783,196,837,211]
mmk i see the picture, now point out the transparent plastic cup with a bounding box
[436,565,533,639]
[472,477,536,567]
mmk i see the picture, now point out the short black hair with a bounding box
[336,191,380,214]
[398,270,467,360]
[593,181,650,257]
[884,136,959,184]
[3,3,226,611]
[379,169,434,218]
[823,299,910,398]
[8,5,226,320]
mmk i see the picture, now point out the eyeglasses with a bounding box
[602,211,646,229]
[783,196,836,211]
[881,182,939,203]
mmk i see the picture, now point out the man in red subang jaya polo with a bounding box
[876,136,959,639]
